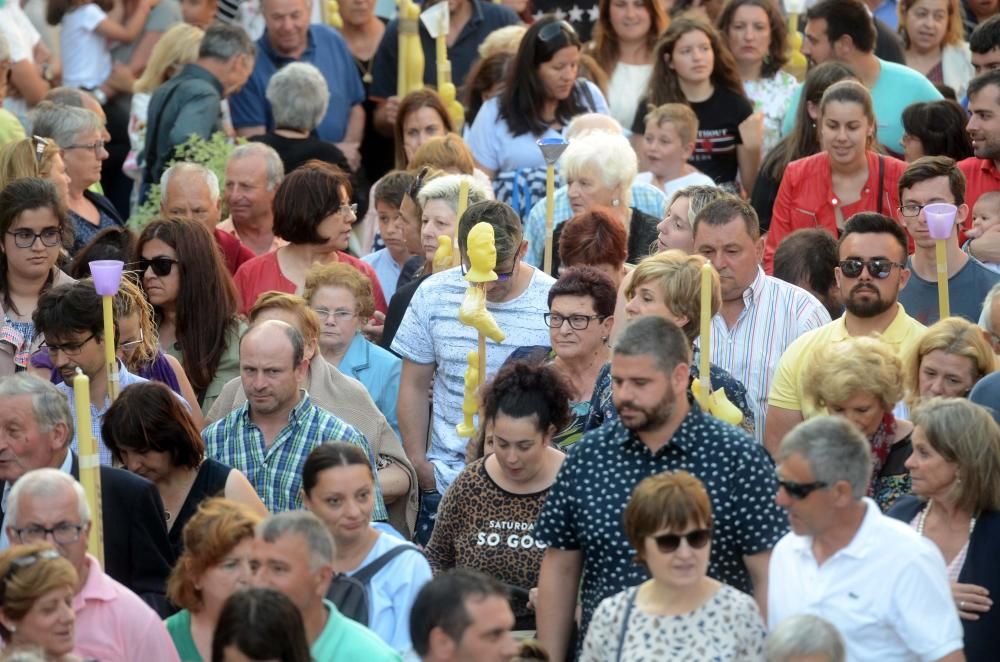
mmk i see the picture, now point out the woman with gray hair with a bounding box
[415,174,491,277]
[764,614,845,662]
[31,101,123,255]
[249,62,352,176]
[548,130,657,275]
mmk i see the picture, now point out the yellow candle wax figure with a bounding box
[434,235,454,273]
[456,350,480,437]
[457,223,505,343]
[691,261,744,425]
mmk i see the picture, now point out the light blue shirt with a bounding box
[338,333,402,437]
[524,182,669,268]
[362,248,404,302]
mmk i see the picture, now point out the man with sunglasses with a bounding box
[765,213,925,457]
[897,156,999,325]
[769,416,964,662]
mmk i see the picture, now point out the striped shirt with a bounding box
[203,391,387,518]
[704,268,831,444]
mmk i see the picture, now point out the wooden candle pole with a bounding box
[74,369,104,566]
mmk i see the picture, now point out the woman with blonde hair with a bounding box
[804,336,913,511]
[888,397,1000,660]
[899,0,974,97]
[0,136,72,202]
[0,543,82,662]
[904,316,996,408]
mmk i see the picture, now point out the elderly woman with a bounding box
[557,209,628,289]
[31,102,123,255]
[655,184,727,253]
[0,543,82,662]
[249,62,351,175]
[0,136,71,201]
[904,316,996,408]
[102,382,266,555]
[888,398,1000,661]
[426,361,571,631]
[581,471,766,660]
[304,262,401,436]
[764,614,846,662]
[804,336,914,512]
[546,130,656,275]
[206,292,418,536]
[234,161,387,315]
[415,174,491,276]
[302,443,431,651]
[900,0,974,98]
[0,179,73,377]
[165,498,264,662]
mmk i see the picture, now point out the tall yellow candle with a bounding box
[936,239,950,320]
[451,179,471,268]
[698,262,712,409]
[73,369,104,566]
[102,296,119,402]
[543,163,556,274]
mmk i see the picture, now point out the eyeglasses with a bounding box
[12,523,85,545]
[42,333,96,357]
[119,328,144,351]
[311,307,356,322]
[838,258,905,279]
[7,227,62,249]
[63,141,105,158]
[461,257,519,282]
[543,313,605,330]
[135,256,178,277]
[777,478,828,499]
[31,135,50,167]
[538,19,577,44]
[340,203,358,218]
[651,528,713,554]
[898,203,949,218]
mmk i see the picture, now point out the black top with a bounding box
[381,272,430,356]
[550,207,659,276]
[874,17,905,65]
[249,133,351,176]
[168,458,232,558]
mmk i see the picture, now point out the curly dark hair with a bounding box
[716,0,788,78]
[481,361,572,434]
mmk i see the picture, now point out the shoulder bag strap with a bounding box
[877,154,885,215]
[615,586,639,662]
[352,544,420,584]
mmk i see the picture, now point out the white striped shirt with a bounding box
[707,267,831,444]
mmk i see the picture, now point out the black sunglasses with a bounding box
[135,256,178,277]
[408,166,429,201]
[651,528,713,553]
[838,258,905,279]
[777,478,828,499]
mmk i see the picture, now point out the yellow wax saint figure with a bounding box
[456,350,479,437]
[433,235,454,273]
[397,0,424,97]
[324,0,343,29]
[421,2,465,128]
[691,262,744,425]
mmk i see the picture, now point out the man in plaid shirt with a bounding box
[203,320,387,517]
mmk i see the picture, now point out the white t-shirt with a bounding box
[607,62,653,133]
[636,170,717,198]
[391,266,556,493]
[0,2,41,123]
[768,498,964,662]
[60,4,112,89]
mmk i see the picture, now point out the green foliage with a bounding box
[128,132,244,230]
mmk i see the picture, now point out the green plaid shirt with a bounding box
[203,391,388,518]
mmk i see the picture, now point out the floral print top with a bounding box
[744,71,799,156]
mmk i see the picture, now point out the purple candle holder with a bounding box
[90,260,124,296]
[924,203,957,241]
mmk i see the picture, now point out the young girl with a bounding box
[637,103,714,197]
[47,0,155,92]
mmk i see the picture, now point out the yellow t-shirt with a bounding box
[0,108,26,148]
[767,304,926,418]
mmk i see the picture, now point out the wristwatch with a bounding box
[85,86,108,106]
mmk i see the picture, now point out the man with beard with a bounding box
[765,213,925,457]
[964,71,1000,263]
[533,316,786,662]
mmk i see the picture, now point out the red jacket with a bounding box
[764,150,908,272]
[959,157,1000,226]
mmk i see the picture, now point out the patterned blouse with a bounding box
[581,583,766,661]
[743,71,799,156]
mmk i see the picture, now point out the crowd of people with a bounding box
[2,0,1000,659]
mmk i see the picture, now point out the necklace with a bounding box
[915,499,976,536]
[353,56,373,84]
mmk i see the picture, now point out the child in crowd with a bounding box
[971,191,1000,273]
[47,0,154,91]
[636,103,715,197]
[361,171,417,302]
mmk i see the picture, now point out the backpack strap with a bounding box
[877,154,885,215]
[352,544,421,584]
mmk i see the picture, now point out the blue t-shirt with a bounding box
[899,255,1000,325]
[230,25,364,142]
[781,58,941,154]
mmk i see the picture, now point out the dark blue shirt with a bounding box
[370,0,519,99]
[230,25,365,142]
[534,402,785,640]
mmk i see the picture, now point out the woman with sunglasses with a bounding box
[135,217,244,413]
[581,470,765,660]
[904,317,995,409]
[887,398,1000,661]
[0,178,74,378]
[803,335,915,512]
[0,543,88,662]
[467,16,609,218]
[764,80,908,272]
[0,135,72,203]
[425,360,571,632]
[233,161,388,317]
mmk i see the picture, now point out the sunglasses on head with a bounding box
[651,528,713,553]
[135,256,178,277]
[408,167,429,201]
[538,19,577,44]
[777,478,828,499]
[838,258,905,279]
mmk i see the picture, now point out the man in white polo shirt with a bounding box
[768,416,964,662]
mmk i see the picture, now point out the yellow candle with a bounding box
[699,262,712,408]
[396,0,407,97]
[936,239,950,320]
[73,369,104,566]
[102,295,118,402]
[436,33,447,72]
[543,163,556,274]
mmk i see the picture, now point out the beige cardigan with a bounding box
[205,355,418,537]
[0,269,76,377]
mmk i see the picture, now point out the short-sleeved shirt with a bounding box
[60,4,112,89]
[959,157,1000,218]
[767,305,926,416]
[312,600,402,661]
[899,255,1000,325]
[768,498,964,662]
[229,25,365,142]
[110,0,180,64]
[390,266,555,493]
[534,404,787,639]
[362,248,404,301]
